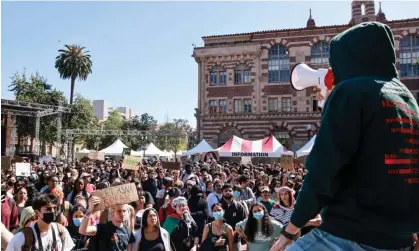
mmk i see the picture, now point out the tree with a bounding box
[98,110,123,149]
[8,70,68,154]
[154,119,192,152]
[120,113,157,150]
[55,44,93,105]
[69,94,97,145]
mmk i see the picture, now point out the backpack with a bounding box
[21,223,65,251]
[87,222,132,251]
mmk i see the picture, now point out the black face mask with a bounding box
[40,212,56,224]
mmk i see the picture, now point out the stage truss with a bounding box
[64,129,187,161]
[1,99,71,157]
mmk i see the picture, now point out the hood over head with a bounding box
[329,21,398,85]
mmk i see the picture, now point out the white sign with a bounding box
[15,163,31,177]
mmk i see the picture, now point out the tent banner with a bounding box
[88,151,105,161]
[219,151,281,158]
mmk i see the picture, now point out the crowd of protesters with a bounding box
[1,158,418,251]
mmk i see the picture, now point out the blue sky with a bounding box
[2,1,418,128]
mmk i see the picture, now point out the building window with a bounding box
[209,100,218,114]
[312,96,319,112]
[209,65,227,85]
[281,97,292,112]
[234,99,243,113]
[244,99,252,113]
[311,41,330,67]
[400,35,419,77]
[234,64,252,84]
[268,98,278,112]
[273,128,291,148]
[219,71,227,84]
[219,100,227,113]
[268,45,290,83]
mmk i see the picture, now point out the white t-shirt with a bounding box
[6,223,75,251]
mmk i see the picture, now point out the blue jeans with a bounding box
[285,228,411,251]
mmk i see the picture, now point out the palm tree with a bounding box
[55,45,92,104]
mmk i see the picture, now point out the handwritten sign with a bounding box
[280,155,294,171]
[2,156,12,171]
[88,151,105,161]
[161,161,181,170]
[16,162,31,177]
[122,156,141,170]
[91,183,138,211]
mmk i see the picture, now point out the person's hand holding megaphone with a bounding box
[313,86,334,103]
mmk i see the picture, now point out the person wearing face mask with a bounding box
[68,205,89,250]
[232,185,249,216]
[207,179,224,217]
[201,203,234,251]
[235,203,283,251]
[6,194,75,251]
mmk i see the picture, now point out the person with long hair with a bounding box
[14,186,28,220]
[132,208,172,251]
[269,186,295,226]
[201,203,234,251]
[68,205,90,250]
[66,179,89,205]
[236,202,283,250]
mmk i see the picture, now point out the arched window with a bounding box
[311,41,330,67]
[209,65,227,86]
[268,45,290,83]
[273,128,291,149]
[400,35,419,77]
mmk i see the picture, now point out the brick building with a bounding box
[192,0,419,150]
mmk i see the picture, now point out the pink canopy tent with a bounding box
[215,135,293,158]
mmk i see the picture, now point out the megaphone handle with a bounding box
[318,88,328,108]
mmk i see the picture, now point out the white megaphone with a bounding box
[290,63,335,108]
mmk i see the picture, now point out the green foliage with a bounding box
[55,44,93,104]
[69,94,97,144]
[154,119,191,152]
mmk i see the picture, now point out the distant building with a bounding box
[93,100,135,121]
[192,0,419,150]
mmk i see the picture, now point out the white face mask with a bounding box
[274,187,281,193]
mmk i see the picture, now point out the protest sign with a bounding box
[16,162,31,177]
[280,154,294,171]
[122,156,141,170]
[91,183,138,211]
[161,161,181,170]
[88,151,105,161]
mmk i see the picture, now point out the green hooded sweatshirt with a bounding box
[290,22,419,249]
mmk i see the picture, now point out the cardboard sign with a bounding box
[1,156,12,171]
[280,154,294,171]
[161,161,181,170]
[15,162,31,177]
[88,151,105,161]
[122,156,141,170]
[91,183,138,211]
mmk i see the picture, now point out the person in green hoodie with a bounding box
[270,21,419,251]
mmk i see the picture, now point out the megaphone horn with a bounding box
[290,63,335,108]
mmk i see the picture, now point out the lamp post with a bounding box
[306,124,313,140]
[141,135,147,158]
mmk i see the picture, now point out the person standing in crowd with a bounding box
[201,203,234,251]
[236,202,283,250]
[13,206,37,234]
[14,186,28,220]
[155,177,173,208]
[188,185,209,242]
[162,196,199,251]
[207,179,223,217]
[79,196,136,251]
[271,22,419,251]
[220,184,247,251]
[259,186,276,213]
[270,186,295,226]
[6,194,75,251]
[67,205,89,250]
[66,179,89,205]
[1,194,19,233]
[159,187,182,224]
[40,175,60,194]
[237,175,256,206]
[132,208,172,251]
[80,173,96,194]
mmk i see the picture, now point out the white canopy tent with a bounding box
[99,139,129,155]
[131,143,164,157]
[160,150,171,157]
[296,135,317,158]
[77,148,91,153]
[182,139,214,156]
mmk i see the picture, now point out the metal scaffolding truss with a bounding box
[1,99,70,158]
[64,129,187,161]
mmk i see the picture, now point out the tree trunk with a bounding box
[70,75,76,105]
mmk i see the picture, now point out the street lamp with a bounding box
[141,135,147,158]
[306,124,313,140]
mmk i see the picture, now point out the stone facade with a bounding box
[193,1,419,150]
